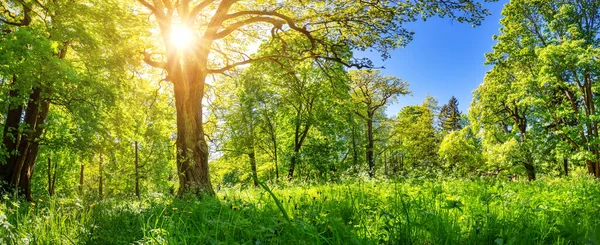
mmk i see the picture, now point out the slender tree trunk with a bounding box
[563,158,569,176]
[51,159,57,196]
[135,141,140,198]
[79,164,84,195]
[47,157,52,196]
[384,150,388,176]
[288,152,298,181]
[366,116,375,178]
[288,106,311,181]
[99,154,103,199]
[264,115,279,181]
[273,142,279,181]
[351,124,359,168]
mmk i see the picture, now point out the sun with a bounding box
[170,25,194,49]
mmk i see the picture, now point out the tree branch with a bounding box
[139,51,167,69]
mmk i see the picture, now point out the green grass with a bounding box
[1,174,600,244]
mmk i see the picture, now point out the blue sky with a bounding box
[355,0,508,117]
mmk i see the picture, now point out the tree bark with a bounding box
[0,76,23,184]
[249,151,258,187]
[47,157,53,196]
[524,162,536,181]
[79,164,84,195]
[98,154,103,199]
[563,158,569,176]
[366,116,375,178]
[173,73,214,196]
[135,141,140,198]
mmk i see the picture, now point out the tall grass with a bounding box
[1,174,599,244]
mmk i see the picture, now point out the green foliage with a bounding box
[439,96,463,133]
[390,96,440,171]
[439,126,483,175]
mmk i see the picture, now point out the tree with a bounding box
[136,0,492,196]
[349,70,409,177]
[477,0,600,179]
[0,0,143,200]
[471,65,540,181]
[391,96,440,172]
[439,96,462,132]
[438,126,483,175]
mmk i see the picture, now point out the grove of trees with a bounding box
[2,0,599,202]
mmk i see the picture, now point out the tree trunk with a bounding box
[288,153,298,181]
[98,154,103,199]
[288,106,311,181]
[173,73,214,196]
[264,115,278,181]
[563,158,569,176]
[135,141,140,198]
[366,117,375,178]
[9,88,50,201]
[51,158,57,196]
[384,150,388,176]
[0,76,23,184]
[524,162,536,181]
[249,151,258,187]
[47,157,53,196]
[79,164,84,195]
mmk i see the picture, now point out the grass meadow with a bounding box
[1,173,599,244]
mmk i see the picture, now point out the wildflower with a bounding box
[232,206,239,211]
[172,207,178,211]
[30,203,35,207]
[21,237,30,245]
[327,225,332,231]
[38,199,43,203]
[89,204,96,209]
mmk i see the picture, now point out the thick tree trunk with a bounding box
[8,88,49,200]
[524,162,536,181]
[0,76,23,184]
[366,117,375,178]
[135,141,140,198]
[173,73,214,196]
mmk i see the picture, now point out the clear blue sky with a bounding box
[355,0,507,117]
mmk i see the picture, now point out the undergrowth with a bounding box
[1,174,599,244]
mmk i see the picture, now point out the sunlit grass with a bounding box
[0,175,599,244]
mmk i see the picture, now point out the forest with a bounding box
[1,0,600,244]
